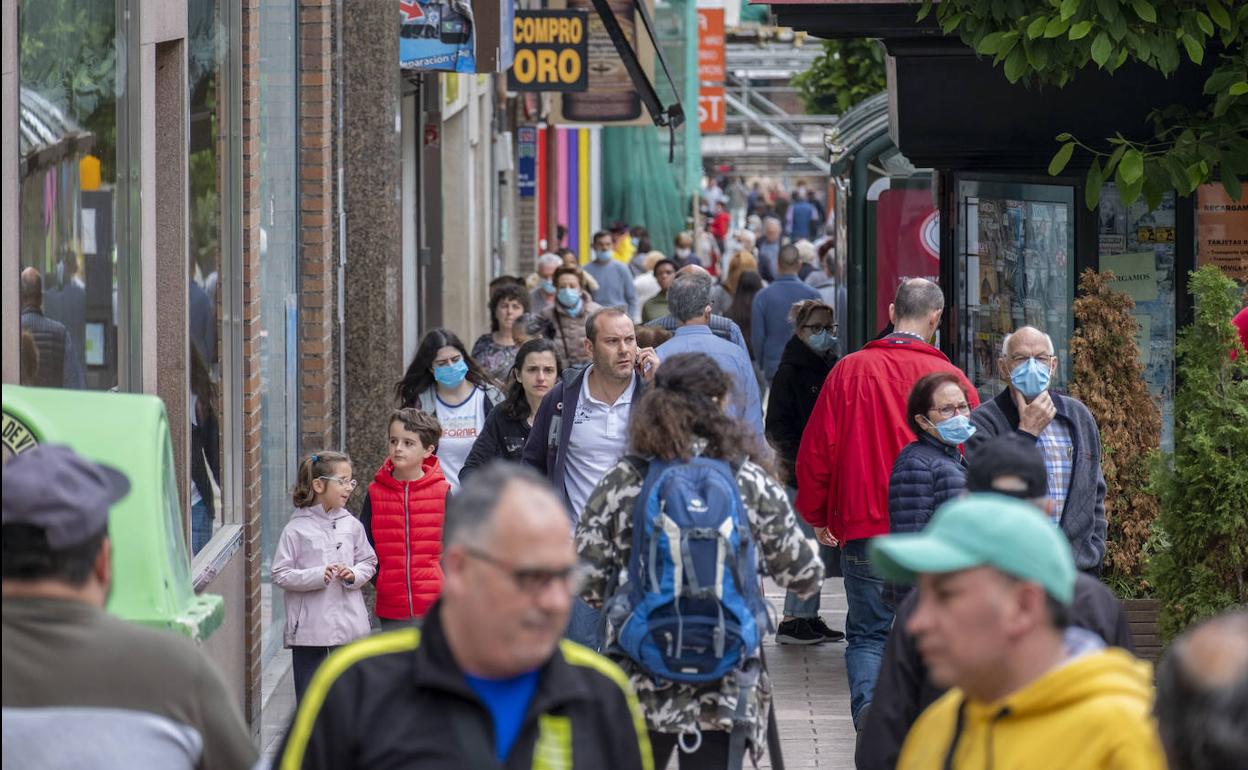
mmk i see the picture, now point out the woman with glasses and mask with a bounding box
[765,300,846,644]
[460,338,563,481]
[883,372,974,607]
[396,328,504,493]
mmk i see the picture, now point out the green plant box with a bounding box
[2,384,223,642]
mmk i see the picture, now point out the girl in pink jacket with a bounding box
[272,451,378,702]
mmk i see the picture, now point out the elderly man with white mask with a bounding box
[966,326,1107,574]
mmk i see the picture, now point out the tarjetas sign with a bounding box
[508,10,589,92]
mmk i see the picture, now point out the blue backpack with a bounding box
[605,456,770,684]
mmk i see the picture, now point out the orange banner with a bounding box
[696,8,725,83]
[699,86,725,134]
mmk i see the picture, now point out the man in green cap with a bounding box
[870,494,1166,770]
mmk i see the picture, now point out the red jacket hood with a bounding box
[372,455,446,493]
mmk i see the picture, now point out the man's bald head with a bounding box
[1002,326,1055,358]
[19,268,42,310]
[1155,611,1248,770]
[892,278,944,322]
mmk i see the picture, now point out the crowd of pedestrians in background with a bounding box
[5,176,1247,770]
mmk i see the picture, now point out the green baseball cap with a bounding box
[868,493,1076,605]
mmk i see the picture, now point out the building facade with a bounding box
[2,0,506,732]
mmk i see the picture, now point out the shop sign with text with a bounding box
[508,10,589,91]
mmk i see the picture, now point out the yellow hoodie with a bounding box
[898,648,1166,770]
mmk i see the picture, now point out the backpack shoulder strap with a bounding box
[621,454,650,479]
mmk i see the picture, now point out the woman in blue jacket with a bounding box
[885,372,976,606]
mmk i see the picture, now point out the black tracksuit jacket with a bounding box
[277,601,651,770]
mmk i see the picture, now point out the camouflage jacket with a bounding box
[575,458,824,755]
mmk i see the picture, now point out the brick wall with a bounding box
[240,0,264,731]
[299,0,337,452]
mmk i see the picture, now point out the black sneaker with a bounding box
[776,618,826,645]
[808,616,846,642]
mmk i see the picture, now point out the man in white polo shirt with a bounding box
[523,306,659,647]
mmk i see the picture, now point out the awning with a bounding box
[825,92,889,175]
[18,88,95,178]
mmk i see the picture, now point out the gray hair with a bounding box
[667,270,715,322]
[537,252,562,271]
[893,278,945,321]
[1000,327,1055,358]
[443,462,555,548]
[1155,610,1248,770]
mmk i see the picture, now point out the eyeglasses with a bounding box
[318,476,358,490]
[1006,354,1054,366]
[802,323,839,334]
[929,403,972,419]
[464,548,586,595]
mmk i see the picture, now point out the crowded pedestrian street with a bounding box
[3,1,1247,769]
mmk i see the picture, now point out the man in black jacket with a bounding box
[277,463,652,770]
[855,434,1132,770]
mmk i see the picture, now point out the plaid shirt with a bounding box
[1035,419,1074,525]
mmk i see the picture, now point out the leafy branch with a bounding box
[920,0,1248,210]
[791,38,887,115]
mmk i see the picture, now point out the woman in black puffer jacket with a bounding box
[460,338,562,481]
[884,372,975,606]
[765,300,843,645]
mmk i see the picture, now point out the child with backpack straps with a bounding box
[575,353,824,770]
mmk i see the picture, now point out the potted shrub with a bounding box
[1069,269,1163,659]
[1149,265,1248,641]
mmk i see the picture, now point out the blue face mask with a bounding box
[931,414,977,446]
[807,330,836,353]
[1010,357,1052,400]
[594,249,612,263]
[540,279,556,294]
[433,359,469,388]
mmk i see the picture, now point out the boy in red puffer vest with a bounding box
[360,408,451,629]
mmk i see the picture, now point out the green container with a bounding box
[2,384,224,641]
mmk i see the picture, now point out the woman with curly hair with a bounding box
[471,283,530,380]
[575,352,823,769]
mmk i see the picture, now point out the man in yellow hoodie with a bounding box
[870,494,1167,770]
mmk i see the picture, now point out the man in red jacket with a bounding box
[795,278,977,730]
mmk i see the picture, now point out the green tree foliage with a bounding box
[1069,270,1161,597]
[792,38,887,115]
[920,0,1248,210]
[19,0,118,176]
[1148,266,1248,638]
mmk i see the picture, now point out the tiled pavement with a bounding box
[261,578,858,768]
[755,576,856,770]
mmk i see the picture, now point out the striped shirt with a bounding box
[1035,419,1074,525]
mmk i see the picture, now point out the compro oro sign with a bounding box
[508,10,589,92]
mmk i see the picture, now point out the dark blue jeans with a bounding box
[565,597,602,650]
[842,538,893,730]
[291,645,337,703]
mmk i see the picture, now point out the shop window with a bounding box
[1098,185,1177,449]
[956,179,1076,403]
[17,0,127,391]
[188,0,240,555]
[256,0,301,663]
